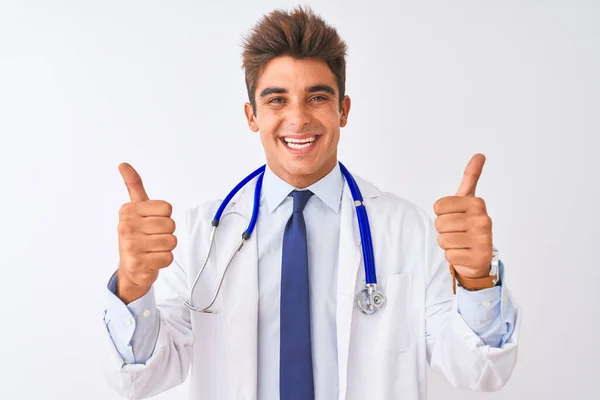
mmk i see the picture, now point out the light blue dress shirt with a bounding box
[104,163,513,397]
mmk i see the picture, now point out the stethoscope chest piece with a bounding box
[356,284,386,315]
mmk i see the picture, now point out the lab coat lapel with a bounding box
[336,174,380,400]
[219,179,260,400]
[336,183,362,400]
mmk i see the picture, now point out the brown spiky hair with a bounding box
[241,6,348,114]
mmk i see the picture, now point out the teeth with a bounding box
[283,136,316,144]
[282,136,317,149]
[287,141,313,149]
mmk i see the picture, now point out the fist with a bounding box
[433,154,493,279]
[117,162,177,303]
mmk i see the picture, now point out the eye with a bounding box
[268,97,285,104]
[310,95,328,102]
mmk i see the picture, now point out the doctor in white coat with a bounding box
[101,6,520,400]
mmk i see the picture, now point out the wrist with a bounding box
[459,265,492,279]
[116,271,151,304]
[450,247,500,293]
[454,269,497,292]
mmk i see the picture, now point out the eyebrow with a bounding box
[258,84,336,97]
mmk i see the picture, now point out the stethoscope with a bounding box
[180,161,386,315]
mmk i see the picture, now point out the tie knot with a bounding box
[291,190,313,213]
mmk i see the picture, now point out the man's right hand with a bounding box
[116,163,177,304]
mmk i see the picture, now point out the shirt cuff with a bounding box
[456,260,514,347]
[456,285,502,323]
[103,271,159,364]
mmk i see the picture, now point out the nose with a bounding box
[286,101,312,130]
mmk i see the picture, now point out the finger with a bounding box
[435,213,469,233]
[444,249,474,267]
[133,200,173,217]
[123,234,177,254]
[141,251,174,271]
[434,197,467,215]
[437,232,471,250]
[119,162,150,202]
[139,217,176,235]
[455,153,486,197]
[434,196,486,215]
[140,234,178,253]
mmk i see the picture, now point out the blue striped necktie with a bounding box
[280,189,314,400]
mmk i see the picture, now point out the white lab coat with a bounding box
[101,174,520,400]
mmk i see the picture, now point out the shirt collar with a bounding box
[263,162,344,214]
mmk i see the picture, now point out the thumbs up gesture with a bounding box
[433,154,493,280]
[116,163,177,304]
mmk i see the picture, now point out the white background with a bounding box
[1,0,598,399]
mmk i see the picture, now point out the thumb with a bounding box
[118,162,149,202]
[455,153,486,197]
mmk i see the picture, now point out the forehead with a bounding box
[255,56,337,91]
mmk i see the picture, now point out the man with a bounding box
[102,6,520,400]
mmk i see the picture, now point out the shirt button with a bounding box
[143,310,151,317]
[482,300,491,308]
[124,317,133,325]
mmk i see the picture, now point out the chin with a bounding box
[283,161,318,177]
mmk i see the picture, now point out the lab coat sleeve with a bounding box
[423,214,521,392]
[101,227,195,399]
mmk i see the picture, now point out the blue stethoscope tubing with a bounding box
[180,161,386,315]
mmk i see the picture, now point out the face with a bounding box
[244,56,351,188]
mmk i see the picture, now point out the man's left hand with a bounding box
[433,153,493,279]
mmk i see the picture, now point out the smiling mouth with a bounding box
[280,135,319,149]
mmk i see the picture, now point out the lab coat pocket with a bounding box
[353,273,413,355]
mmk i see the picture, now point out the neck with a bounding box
[269,158,338,189]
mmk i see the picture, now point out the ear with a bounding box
[339,95,351,128]
[244,102,259,132]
